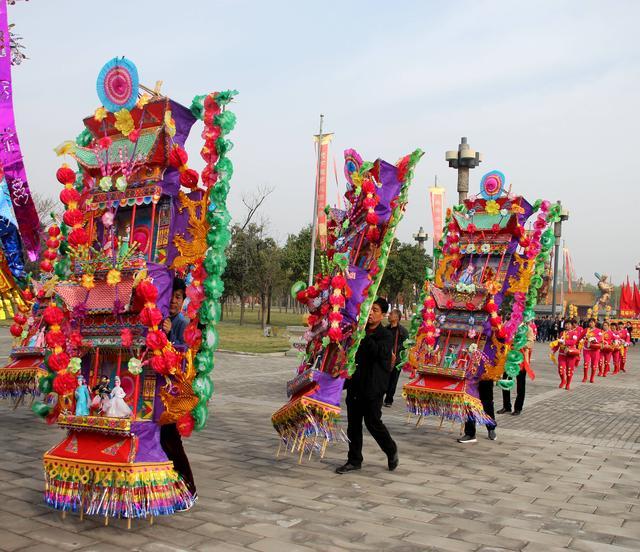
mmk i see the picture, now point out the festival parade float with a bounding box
[271,148,423,460]
[400,172,561,426]
[8,57,237,523]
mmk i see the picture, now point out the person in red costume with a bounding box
[611,323,623,374]
[581,318,602,383]
[551,318,582,390]
[600,321,615,377]
[618,324,631,372]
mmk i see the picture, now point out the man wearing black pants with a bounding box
[498,321,534,416]
[160,277,197,497]
[498,368,526,416]
[457,379,497,443]
[336,297,399,474]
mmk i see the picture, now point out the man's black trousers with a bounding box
[160,423,197,495]
[346,392,397,466]
[463,379,496,438]
[384,367,401,405]
[502,368,526,412]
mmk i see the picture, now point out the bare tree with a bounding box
[32,193,62,229]
[240,185,274,230]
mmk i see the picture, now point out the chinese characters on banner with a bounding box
[313,132,333,249]
[0,0,40,260]
[429,181,446,247]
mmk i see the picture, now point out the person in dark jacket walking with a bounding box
[383,308,409,407]
[336,297,399,474]
[160,277,197,498]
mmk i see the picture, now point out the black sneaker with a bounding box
[383,403,392,408]
[496,408,511,414]
[335,462,361,474]
[487,429,497,441]
[512,410,522,416]
[457,435,477,444]
[388,452,399,471]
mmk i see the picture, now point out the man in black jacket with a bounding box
[384,308,409,407]
[336,297,399,474]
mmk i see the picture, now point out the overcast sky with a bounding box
[9,0,640,284]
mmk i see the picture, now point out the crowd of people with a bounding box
[550,318,632,390]
[534,315,636,344]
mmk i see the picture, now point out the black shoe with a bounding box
[496,408,511,414]
[487,429,497,441]
[388,452,399,471]
[383,403,392,408]
[335,462,361,474]
[457,435,477,444]
[512,410,522,416]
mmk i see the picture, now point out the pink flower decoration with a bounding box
[102,211,115,228]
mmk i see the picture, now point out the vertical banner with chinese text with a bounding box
[313,132,333,249]
[0,0,40,260]
[429,182,446,246]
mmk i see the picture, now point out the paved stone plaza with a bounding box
[0,331,639,552]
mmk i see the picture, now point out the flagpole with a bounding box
[308,114,324,286]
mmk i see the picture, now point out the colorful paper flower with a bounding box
[115,176,127,192]
[121,328,133,347]
[485,200,500,215]
[68,357,82,374]
[127,357,143,375]
[106,269,121,286]
[136,94,151,109]
[94,106,107,122]
[114,108,135,137]
[99,176,112,192]
[80,274,95,290]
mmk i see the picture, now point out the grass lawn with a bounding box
[217,306,305,354]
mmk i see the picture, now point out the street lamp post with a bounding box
[636,262,640,287]
[446,137,483,204]
[551,201,570,317]
[413,226,428,250]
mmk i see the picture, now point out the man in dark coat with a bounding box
[384,308,409,407]
[336,297,399,474]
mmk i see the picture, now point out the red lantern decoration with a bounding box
[56,165,76,185]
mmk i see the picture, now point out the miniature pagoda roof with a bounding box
[55,278,135,314]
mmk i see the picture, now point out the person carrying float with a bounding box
[16,57,237,523]
[400,172,562,442]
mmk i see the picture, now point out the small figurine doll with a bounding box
[459,263,476,285]
[91,375,112,414]
[106,376,132,418]
[74,375,91,416]
[443,345,458,368]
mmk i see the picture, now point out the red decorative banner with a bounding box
[429,182,445,246]
[563,247,574,293]
[314,133,333,249]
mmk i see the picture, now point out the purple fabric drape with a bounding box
[307,371,344,406]
[132,422,169,462]
[160,100,197,198]
[146,262,172,317]
[0,0,40,260]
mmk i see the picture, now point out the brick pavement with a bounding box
[0,334,639,551]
